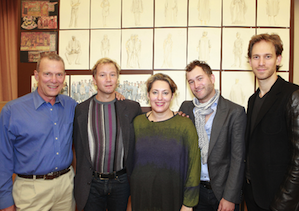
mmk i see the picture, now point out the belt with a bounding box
[18,166,71,180]
[93,168,126,180]
[200,180,212,189]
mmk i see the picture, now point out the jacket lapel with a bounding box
[209,96,227,156]
[251,77,283,135]
[78,98,93,165]
[115,100,129,160]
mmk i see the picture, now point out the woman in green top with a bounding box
[131,73,201,211]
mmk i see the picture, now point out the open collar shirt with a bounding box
[0,90,77,209]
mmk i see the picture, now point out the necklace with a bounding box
[147,111,175,122]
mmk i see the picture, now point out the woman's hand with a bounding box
[180,205,192,211]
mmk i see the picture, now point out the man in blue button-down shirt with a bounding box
[0,54,77,211]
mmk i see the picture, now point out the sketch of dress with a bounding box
[197,31,211,62]
[162,34,173,68]
[266,0,279,25]
[65,36,81,65]
[126,35,141,68]
[229,78,245,106]
[165,0,178,24]
[131,0,143,26]
[232,32,243,68]
[197,0,210,25]
[230,0,246,24]
[101,0,110,26]
[69,0,81,27]
[101,35,110,57]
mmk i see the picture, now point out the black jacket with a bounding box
[246,76,299,210]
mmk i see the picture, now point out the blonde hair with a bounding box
[91,58,121,77]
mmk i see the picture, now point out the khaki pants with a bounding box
[13,166,75,211]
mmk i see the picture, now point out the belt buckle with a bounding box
[99,173,110,180]
[44,171,54,180]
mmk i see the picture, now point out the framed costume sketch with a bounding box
[154,28,187,70]
[222,28,255,70]
[59,0,90,29]
[188,0,222,27]
[221,71,255,109]
[257,0,291,27]
[59,30,90,70]
[121,29,153,70]
[122,0,154,28]
[188,27,221,70]
[90,29,121,68]
[91,0,121,28]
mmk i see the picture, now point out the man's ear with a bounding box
[34,70,39,82]
[276,55,282,66]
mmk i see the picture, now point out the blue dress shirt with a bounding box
[193,101,218,182]
[0,90,77,209]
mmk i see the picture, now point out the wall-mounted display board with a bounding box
[20,0,58,30]
[18,0,295,110]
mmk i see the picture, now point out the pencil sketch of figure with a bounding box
[230,0,246,24]
[65,36,81,65]
[232,32,243,68]
[101,0,110,26]
[131,0,143,26]
[162,34,173,68]
[165,0,178,24]
[69,0,81,27]
[126,34,141,68]
[266,0,279,25]
[229,78,245,106]
[197,0,210,25]
[101,35,110,57]
[197,31,211,62]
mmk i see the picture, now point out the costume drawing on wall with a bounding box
[101,35,110,57]
[165,0,178,24]
[230,0,247,24]
[162,34,173,68]
[101,0,110,26]
[232,32,243,67]
[69,0,81,27]
[65,36,81,65]
[266,0,279,25]
[131,0,143,26]
[197,0,210,25]
[197,31,211,62]
[126,34,141,68]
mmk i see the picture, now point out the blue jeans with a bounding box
[193,183,240,211]
[84,173,130,211]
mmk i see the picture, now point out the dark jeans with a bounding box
[244,179,270,211]
[193,183,240,211]
[84,173,130,211]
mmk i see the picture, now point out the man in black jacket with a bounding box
[73,58,142,211]
[244,33,299,211]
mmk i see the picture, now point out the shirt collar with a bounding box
[33,89,64,109]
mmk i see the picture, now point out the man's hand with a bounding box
[115,91,125,101]
[180,205,192,211]
[175,111,189,118]
[1,205,16,211]
[217,198,235,211]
